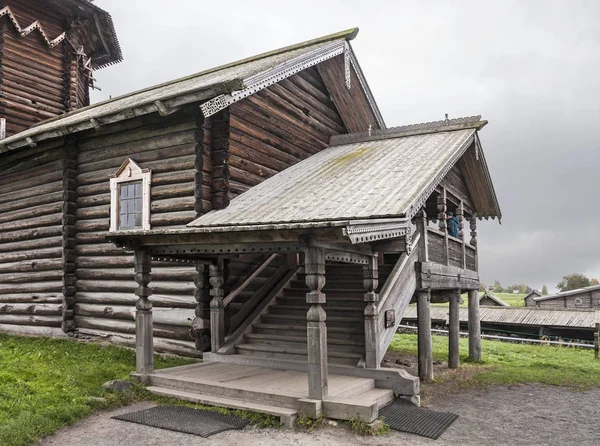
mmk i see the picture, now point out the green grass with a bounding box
[388,333,600,388]
[0,334,192,446]
[492,292,527,307]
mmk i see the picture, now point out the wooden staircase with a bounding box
[231,263,393,366]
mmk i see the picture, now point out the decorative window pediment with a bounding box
[109,158,151,232]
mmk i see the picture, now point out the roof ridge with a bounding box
[330,115,486,146]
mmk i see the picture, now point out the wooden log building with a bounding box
[0,0,502,425]
[531,285,600,309]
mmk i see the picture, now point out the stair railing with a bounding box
[222,253,279,308]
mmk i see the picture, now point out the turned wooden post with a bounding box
[363,254,380,369]
[437,188,449,265]
[468,289,482,361]
[209,259,225,353]
[417,289,433,381]
[470,216,478,271]
[448,289,461,369]
[192,262,211,351]
[304,245,328,400]
[134,249,153,378]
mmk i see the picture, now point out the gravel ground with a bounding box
[38,385,600,446]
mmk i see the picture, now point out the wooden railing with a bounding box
[426,227,477,271]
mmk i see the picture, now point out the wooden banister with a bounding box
[222,253,279,307]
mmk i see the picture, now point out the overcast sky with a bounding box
[91,0,600,292]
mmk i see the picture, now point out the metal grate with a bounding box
[113,405,249,438]
[379,398,458,440]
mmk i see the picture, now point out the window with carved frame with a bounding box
[109,158,151,232]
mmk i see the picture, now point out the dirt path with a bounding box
[39,385,600,446]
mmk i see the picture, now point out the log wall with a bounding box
[0,140,67,331]
[536,290,600,309]
[74,108,202,355]
[227,68,347,196]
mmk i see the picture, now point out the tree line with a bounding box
[480,273,599,295]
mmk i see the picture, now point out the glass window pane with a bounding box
[121,184,129,199]
[134,212,142,227]
[135,182,142,198]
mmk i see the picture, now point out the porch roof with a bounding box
[188,116,499,230]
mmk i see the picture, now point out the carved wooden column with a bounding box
[468,290,482,361]
[134,249,153,378]
[470,216,478,271]
[192,262,211,351]
[209,259,225,353]
[437,188,449,265]
[417,289,433,381]
[448,289,461,369]
[304,246,328,400]
[415,209,429,262]
[363,254,380,369]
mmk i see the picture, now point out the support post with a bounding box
[448,289,460,369]
[469,216,478,271]
[134,249,153,378]
[209,259,225,353]
[363,254,380,368]
[595,323,599,360]
[192,262,211,351]
[415,209,429,262]
[437,188,449,265]
[468,289,482,361]
[457,201,466,268]
[304,245,328,401]
[417,289,433,381]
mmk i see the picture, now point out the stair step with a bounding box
[277,296,364,308]
[269,304,363,317]
[146,386,298,428]
[262,313,363,324]
[282,289,364,298]
[148,373,300,409]
[252,323,365,341]
[243,333,365,353]
[235,343,361,365]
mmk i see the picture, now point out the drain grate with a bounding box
[379,398,458,440]
[113,405,249,438]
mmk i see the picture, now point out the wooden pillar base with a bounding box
[468,290,482,361]
[417,290,433,381]
[448,290,460,369]
[136,310,154,377]
[209,260,225,353]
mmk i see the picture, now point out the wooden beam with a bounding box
[363,255,380,368]
[209,259,225,352]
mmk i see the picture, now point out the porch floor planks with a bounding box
[155,362,381,400]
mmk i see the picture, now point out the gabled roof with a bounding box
[534,285,600,302]
[524,290,542,300]
[1,1,122,69]
[0,28,383,155]
[188,116,499,231]
[480,292,510,307]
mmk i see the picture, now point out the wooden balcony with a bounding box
[426,227,477,272]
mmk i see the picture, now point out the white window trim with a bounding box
[109,158,151,232]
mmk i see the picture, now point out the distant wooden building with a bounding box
[533,285,600,309]
[479,292,509,307]
[0,2,503,425]
[524,290,542,307]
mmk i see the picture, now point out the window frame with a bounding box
[109,158,151,232]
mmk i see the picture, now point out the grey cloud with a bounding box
[91,0,600,292]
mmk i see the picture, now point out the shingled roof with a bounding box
[188,116,500,231]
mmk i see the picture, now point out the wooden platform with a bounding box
[145,361,395,427]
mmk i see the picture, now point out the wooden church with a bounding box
[0,0,501,426]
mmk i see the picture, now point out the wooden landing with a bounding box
[146,361,394,427]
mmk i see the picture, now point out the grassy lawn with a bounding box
[389,333,600,388]
[0,334,192,446]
